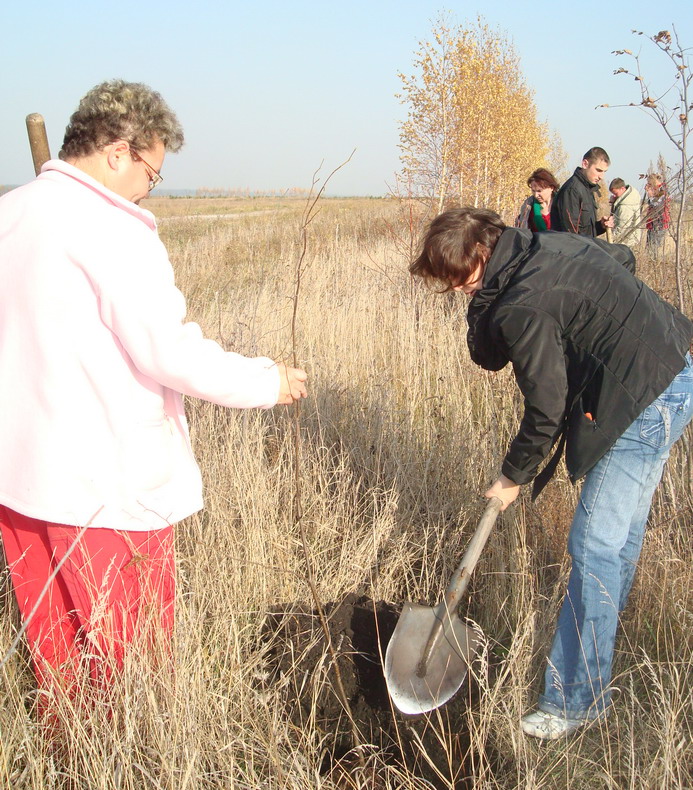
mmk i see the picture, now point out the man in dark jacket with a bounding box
[551,147,614,236]
[410,207,693,740]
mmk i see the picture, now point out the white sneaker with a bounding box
[520,709,585,740]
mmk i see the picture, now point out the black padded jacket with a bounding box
[467,228,692,497]
[551,166,604,237]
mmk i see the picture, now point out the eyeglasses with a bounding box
[130,150,163,191]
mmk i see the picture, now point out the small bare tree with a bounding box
[598,27,692,311]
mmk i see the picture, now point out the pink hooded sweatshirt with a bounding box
[0,160,280,530]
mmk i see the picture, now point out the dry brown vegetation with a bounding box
[0,197,691,789]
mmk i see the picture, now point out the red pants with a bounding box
[0,505,174,696]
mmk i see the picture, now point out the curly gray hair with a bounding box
[59,79,184,159]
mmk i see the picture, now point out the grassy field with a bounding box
[0,197,691,789]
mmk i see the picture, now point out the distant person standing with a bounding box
[515,168,560,232]
[609,178,642,248]
[644,173,670,255]
[551,147,614,237]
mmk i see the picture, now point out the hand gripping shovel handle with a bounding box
[418,496,502,677]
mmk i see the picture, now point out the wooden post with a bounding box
[25,113,51,175]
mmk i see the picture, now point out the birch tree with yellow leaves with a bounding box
[399,17,552,221]
[398,22,458,215]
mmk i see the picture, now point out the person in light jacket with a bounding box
[410,207,692,741]
[0,80,307,703]
[609,177,642,248]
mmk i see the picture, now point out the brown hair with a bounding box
[60,79,184,160]
[410,207,506,291]
[582,146,610,165]
[609,177,626,191]
[527,168,560,192]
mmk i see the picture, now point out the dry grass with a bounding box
[0,197,691,788]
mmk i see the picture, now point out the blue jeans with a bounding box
[539,353,693,720]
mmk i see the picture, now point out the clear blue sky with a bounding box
[1,0,691,195]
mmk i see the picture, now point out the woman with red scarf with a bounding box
[644,173,670,254]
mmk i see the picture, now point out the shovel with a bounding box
[384,497,502,715]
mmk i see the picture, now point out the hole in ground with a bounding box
[261,593,495,788]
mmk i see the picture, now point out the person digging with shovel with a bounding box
[0,79,307,711]
[409,207,692,740]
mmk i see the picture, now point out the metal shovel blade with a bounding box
[383,498,502,715]
[384,601,480,715]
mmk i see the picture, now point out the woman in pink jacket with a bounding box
[0,80,307,703]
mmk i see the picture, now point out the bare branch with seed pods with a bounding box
[598,25,692,312]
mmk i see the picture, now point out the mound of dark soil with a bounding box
[262,594,484,788]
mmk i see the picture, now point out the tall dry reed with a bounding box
[0,198,690,788]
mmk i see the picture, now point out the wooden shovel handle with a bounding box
[26,113,51,176]
[443,497,503,611]
[417,497,502,677]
